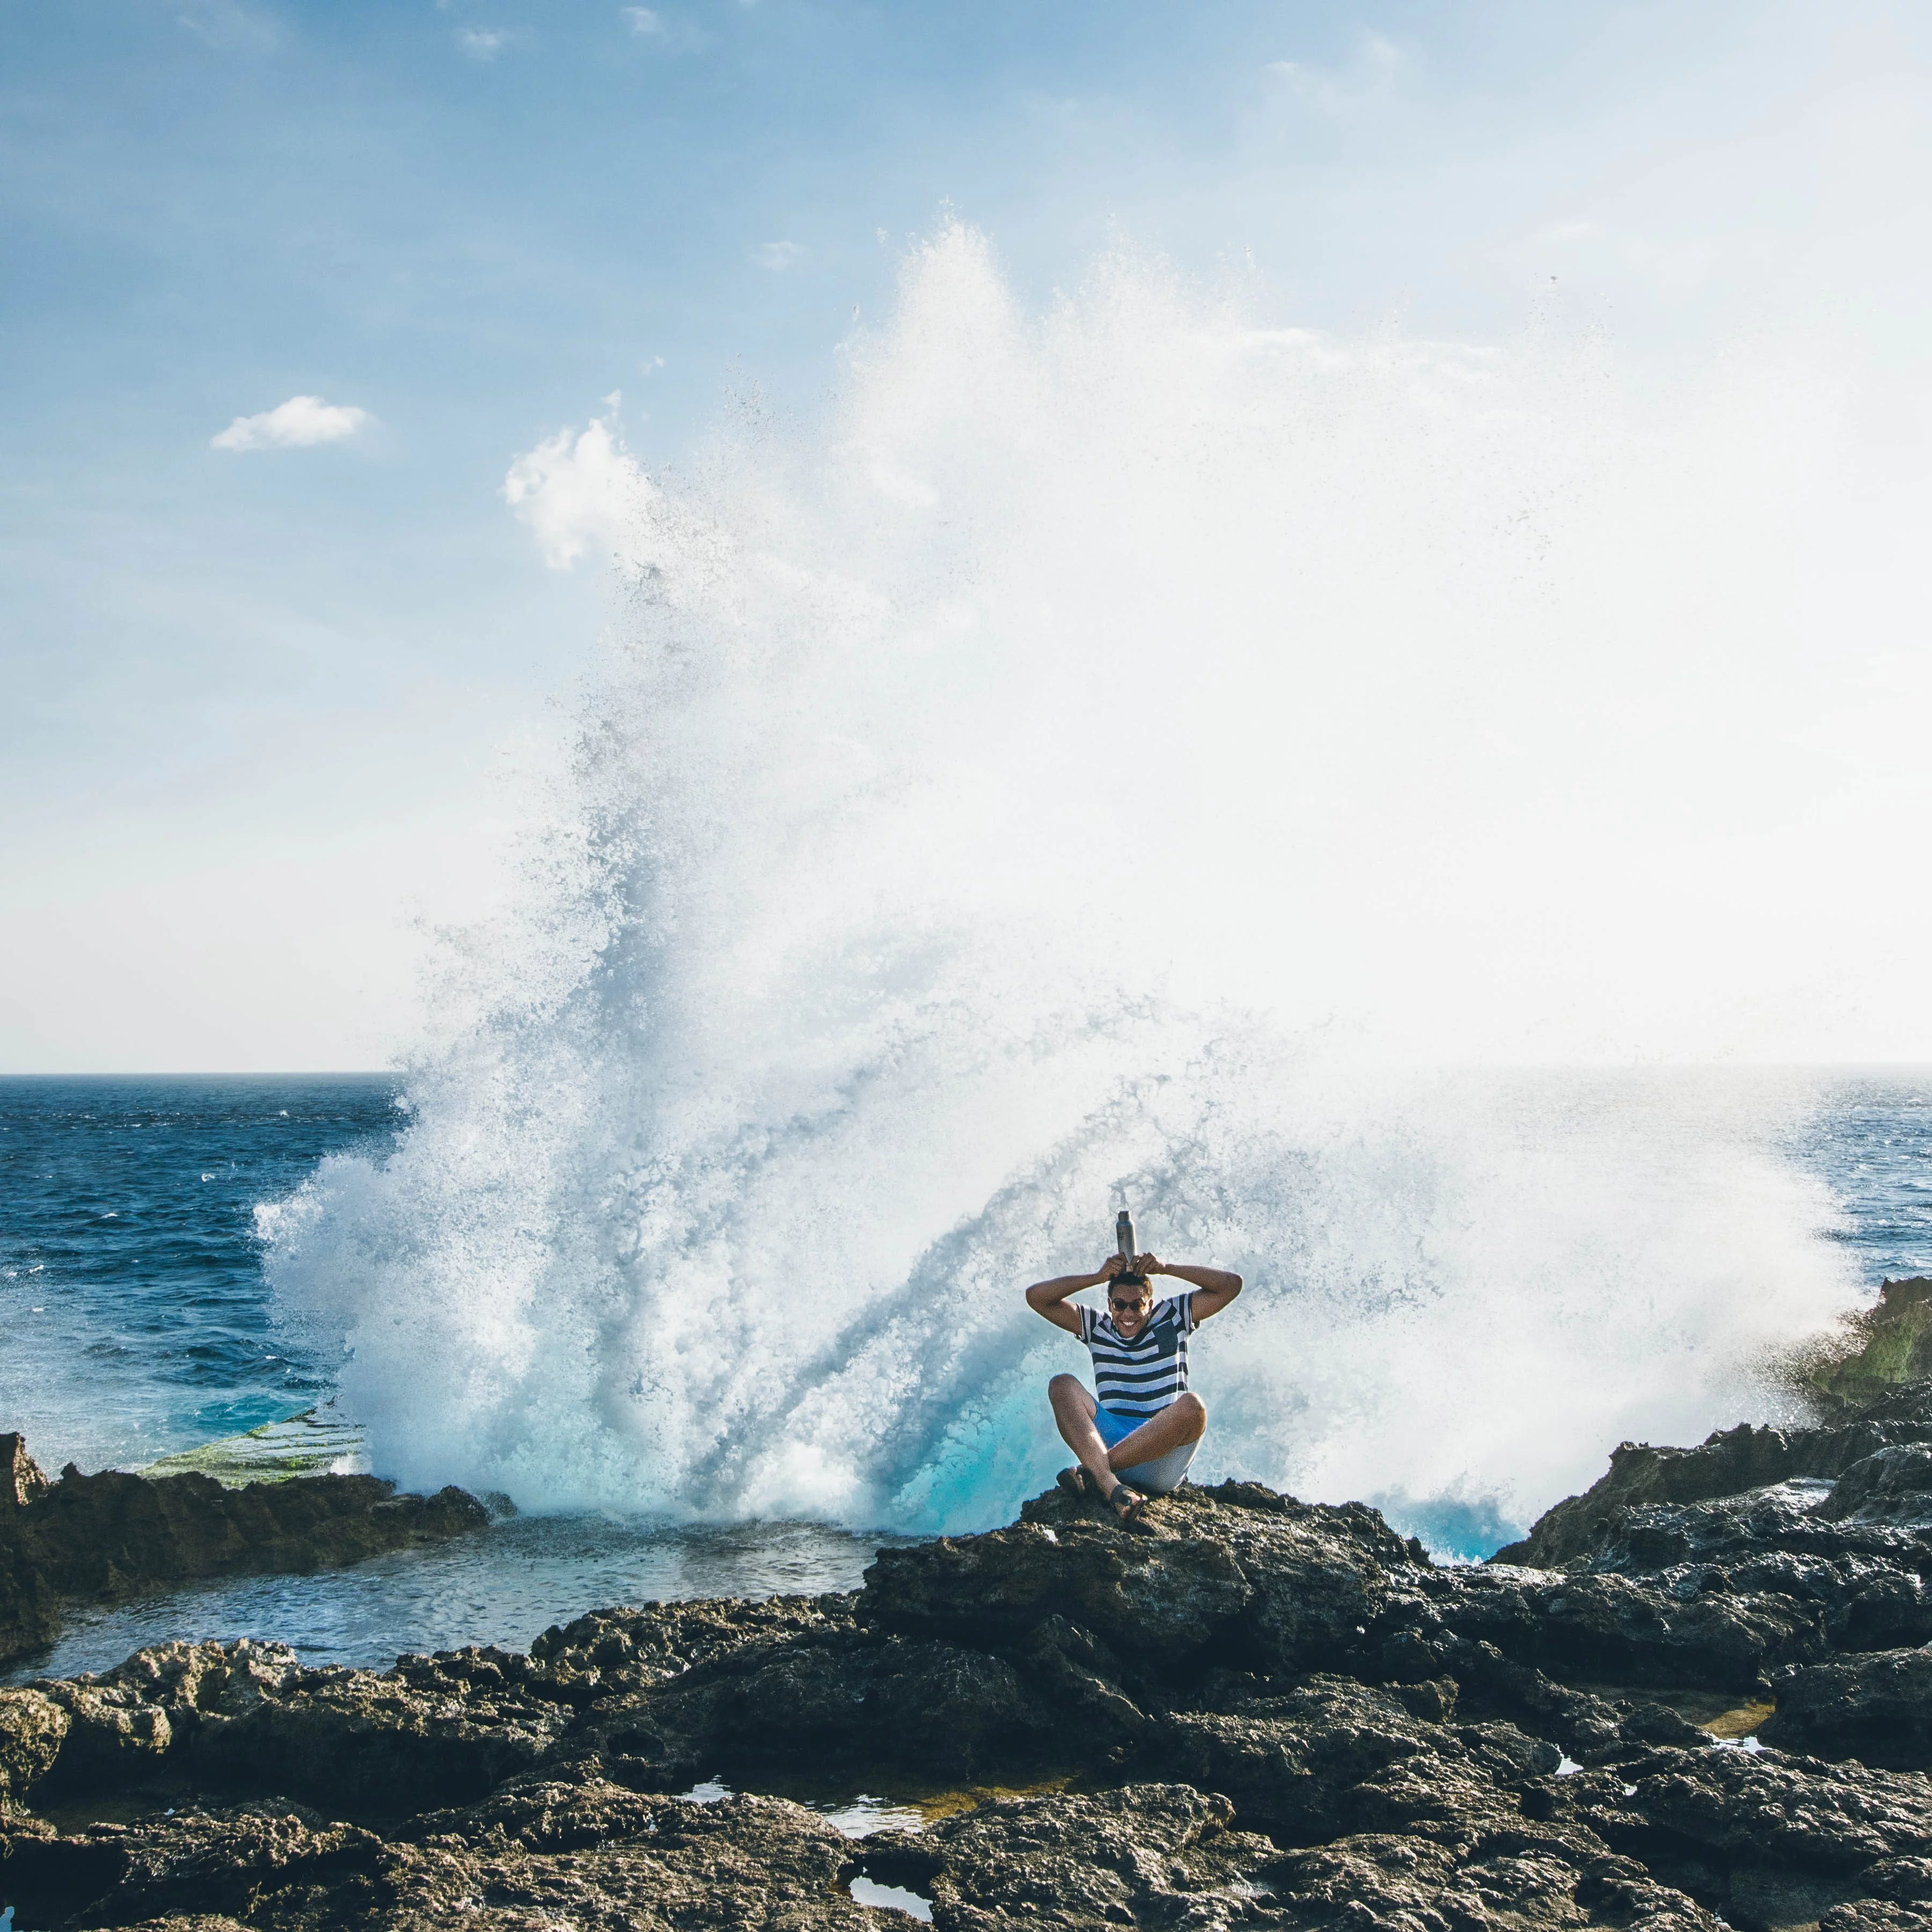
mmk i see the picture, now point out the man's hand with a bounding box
[1143,1256,1243,1322]
[1024,1256,1119,1335]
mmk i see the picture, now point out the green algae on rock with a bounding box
[137,1408,369,1489]
[1785,1277,1932,1414]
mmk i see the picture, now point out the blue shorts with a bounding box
[1092,1400,1198,1495]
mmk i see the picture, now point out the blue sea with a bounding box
[3,1069,1930,1682]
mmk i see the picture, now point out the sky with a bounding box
[5,0,1932,1071]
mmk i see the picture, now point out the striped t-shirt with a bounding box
[1077,1292,1195,1419]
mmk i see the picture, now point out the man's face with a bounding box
[1109,1282,1152,1337]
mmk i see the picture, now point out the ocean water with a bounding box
[1790,1075,1932,1283]
[3,1068,1929,1680]
[0,1075,389,1475]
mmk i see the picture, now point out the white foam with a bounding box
[263,225,1869,1540]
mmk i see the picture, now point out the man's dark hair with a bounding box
[1113,1271,1148,1291]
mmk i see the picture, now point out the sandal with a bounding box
[1056,1466,1098,1500]
[1106,1481,1149,1524]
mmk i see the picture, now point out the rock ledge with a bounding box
[8,1390,1932,1928]
[0,1430,488,1670]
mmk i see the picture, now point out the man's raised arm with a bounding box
[1025,1255,1122,1336]
[1142,1256,1243,1322]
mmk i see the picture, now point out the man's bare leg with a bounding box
[1048,1375,1118,1493]
[1102,1392,1207,1475]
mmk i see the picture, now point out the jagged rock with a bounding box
[1860,1855,1932,1904]
[1381,1629,1634,1757]
[524,1592,860,1702]
[1823,1447,1932,1527]
[861,1776,1722,1931]
[1509,1480,1932,1664]
[570,1626,1061,1786]
[90,1636,306,1731]
[1496,1388,1932,1570]
[854,1782,1280,1928]
[400,1766,667,1850]
[1547,1737,1932,1930]
[1558,1481,1932,1577]
[1802,1281,1932,1413]
[1272,1832,1717,1932]
[2,1432,52,1509]
[860,1501,1257,1650]
[1371,1561,1826,1695]
[1760,1648,1932,1769]
[0,1798,386,1930]
[862,1479,1422,1680]
[0,1686,68,1809]
[1151,1673,1516,1846]
[19,1463,488,1602]
[26,1639,303,1798]
[193,1645,577,1813]
[530,1596,1077,1785]
[0,1434,62,1664]
[12,1396,1932,1932]
[1710,1550,1932,1652]
[35,1677,175,1785]
[1460,1717,1568,1781]
[1825,1906,1932,1932]
[3,1784,887,1930]
[0,1549,59,1674]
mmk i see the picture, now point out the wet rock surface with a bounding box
[1760,1648,1932,1769]
[0,1433,489,1673]
[6,1385,1932,1928]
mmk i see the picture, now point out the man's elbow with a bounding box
[1225,1274,1244,1299]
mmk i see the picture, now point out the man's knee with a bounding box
[1174,1392,1208,1438]
[1048,1373,1084,1402]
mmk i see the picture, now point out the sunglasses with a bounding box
[1109,1295,1150,1311]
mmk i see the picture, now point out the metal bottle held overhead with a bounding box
[1116,1209,1136,1271]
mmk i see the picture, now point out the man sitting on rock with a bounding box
[1024,1249,1242,1522]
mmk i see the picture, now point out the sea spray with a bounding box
[264,224,1867,1545]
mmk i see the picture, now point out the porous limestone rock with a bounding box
[10,1392,1932,1932]
[193,1645,579,1813]
[1760,1647,1932,1769]
[4,1783,889,1931]
[1495,1384,1932,1571]
[0,1685,67,1810]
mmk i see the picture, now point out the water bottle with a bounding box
[1116,1209,1136,1271]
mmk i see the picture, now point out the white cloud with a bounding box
[210,396,373,453]
[456,27,510,59]
[503,414,652,571]
[175,0,277,53]
[754,239,803,271]
[620,8,707,50]
[1266,31,1409,114]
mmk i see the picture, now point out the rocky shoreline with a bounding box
[0,1432,487,1670]
[6,1303,1932,1928]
